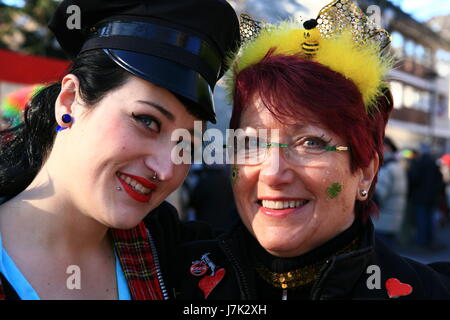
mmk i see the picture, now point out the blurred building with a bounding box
[215,0,450,155]
[359,0,450,154]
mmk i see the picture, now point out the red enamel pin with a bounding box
[190,261,208,277]
[385,278,413,298]
[191,253,226,298]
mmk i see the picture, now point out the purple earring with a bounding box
[56,114,72,132]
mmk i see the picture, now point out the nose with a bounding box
[259,146,294,188]
[144,143,175,181]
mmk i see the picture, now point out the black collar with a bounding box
[219,218,376,300]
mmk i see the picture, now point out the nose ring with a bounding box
[151,172,158,181]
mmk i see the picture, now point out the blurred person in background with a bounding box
[188,164,237,236]
[373,137,407,245]
[408,143,446,249]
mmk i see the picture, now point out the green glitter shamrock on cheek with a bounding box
[231,165,239,185]
[327,182,342,199]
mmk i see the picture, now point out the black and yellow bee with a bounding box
[301,19,320,57]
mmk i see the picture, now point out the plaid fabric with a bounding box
[0,275,5,300]
[110,222,164,300]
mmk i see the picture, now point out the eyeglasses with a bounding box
[225,135,349,166]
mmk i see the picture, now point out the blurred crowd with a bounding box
[367,137,450,250]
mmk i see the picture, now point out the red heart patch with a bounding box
[385,278,413,298]
[199,268,225,299]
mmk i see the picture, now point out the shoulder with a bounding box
[143,201,213,243]
[371,239,450,298]
[175,238,239,300]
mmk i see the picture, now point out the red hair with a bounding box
[230,53,393,220]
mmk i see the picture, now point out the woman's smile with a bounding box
[257,198,310,218]
[116,172,157,203]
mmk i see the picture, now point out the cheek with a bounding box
[175,164,190,182]
[164,164,190,193]
[319,167,359,213]
[306,166,352,200]
[231,165,256,195]
[231,166,256,215]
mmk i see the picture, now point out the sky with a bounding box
[2,0,449,22]
[389,0,450,22]
[2,0,25,7]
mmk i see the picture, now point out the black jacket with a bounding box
[408,153,445,206]
[0,201,212,300]
[176,219,450,300]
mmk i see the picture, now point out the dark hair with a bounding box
[230,53,393,220]
[0,50,131,200]
[384,136,398,153]
[0,49,210,202]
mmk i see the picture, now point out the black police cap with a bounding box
[49,0,241,123]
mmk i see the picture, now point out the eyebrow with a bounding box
[237,123,307,131]
[136,100,175,122]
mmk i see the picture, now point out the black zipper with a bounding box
[219,239,253,299]
[147,229,170,300]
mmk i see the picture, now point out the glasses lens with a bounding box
[231,135,265,164]
[226,131,344,166]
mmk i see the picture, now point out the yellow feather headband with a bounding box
[225,0,394,113]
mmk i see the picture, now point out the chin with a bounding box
[105,211,145,230]
[266,244,294,256]
[256,229,308,257]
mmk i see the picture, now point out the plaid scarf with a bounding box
[110,221,165,300]
[0,276,5,300]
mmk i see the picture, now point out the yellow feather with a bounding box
[225,20,394,112]
[314,32,393,111]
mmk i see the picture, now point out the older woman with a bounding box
[176,1,450,300]
[0,0,240,300]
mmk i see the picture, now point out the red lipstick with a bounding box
[258,198,310,218]
[117,172,156,203]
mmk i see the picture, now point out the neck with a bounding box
[0,166,109,256]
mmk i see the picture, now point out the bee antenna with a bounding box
[303,19,318,30]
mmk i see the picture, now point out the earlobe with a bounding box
[55,74,80,129]
[357,153,380,200]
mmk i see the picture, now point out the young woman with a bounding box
[0,0,240,300]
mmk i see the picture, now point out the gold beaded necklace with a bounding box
[255,237,359,290]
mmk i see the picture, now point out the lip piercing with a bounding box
[360,190,368,197]
[116,186,122,191]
